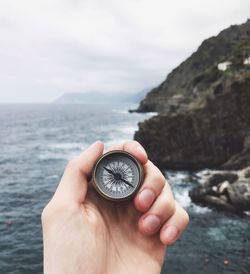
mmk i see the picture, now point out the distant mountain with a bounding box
[54,89,149,104]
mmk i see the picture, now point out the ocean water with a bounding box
[0,103,249,274]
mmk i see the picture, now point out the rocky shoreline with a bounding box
[189,167,250,213]
[133,20,250,213]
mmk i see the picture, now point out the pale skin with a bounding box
[41,140,189,274]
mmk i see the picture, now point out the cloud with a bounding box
[0,0,249,102]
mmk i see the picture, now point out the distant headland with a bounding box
[54,89,149,104]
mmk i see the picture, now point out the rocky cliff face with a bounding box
[135,77,250,170]
[134,19,250,171]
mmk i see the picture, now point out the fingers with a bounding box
[160,201,189,245]
[106,141,189,244]
[106,140,148,165]
[134,160,165,212]
[53,140,104,204]
[138,183,175,235]
[134,161,189,243]
[52,139,146,205]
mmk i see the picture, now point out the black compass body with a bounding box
[92,150,144,201]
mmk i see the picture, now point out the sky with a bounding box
[0,0,249,103]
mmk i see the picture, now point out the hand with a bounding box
[41,140,189,274]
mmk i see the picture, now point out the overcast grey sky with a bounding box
[0,0,249,103]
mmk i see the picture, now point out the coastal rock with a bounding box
[135,78,250,170]
[227,181,250,210]
[134,19,250,171]
[244,167,250,178]
[205,173,238,186]
[189,170,250,213]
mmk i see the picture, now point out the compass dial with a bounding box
[92,150,144,201]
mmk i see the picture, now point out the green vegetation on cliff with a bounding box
[136,19,250,114]
[134,19,250,171]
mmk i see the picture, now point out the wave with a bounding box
[118,125,137,135]
[48,143,85,150]
[166,170,212,214]
[38,151,77,161]
[37,142,88,161]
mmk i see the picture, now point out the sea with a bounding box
[0,103,249,274]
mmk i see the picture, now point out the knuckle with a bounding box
[41,204,53,224]
[66,157,79,171]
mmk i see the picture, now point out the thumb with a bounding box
[54,140,104,204]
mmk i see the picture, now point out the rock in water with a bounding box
[227,181,250,211]
[189,170,250,213]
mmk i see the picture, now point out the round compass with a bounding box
[92,150,144,201]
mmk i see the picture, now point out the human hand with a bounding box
[41,140,189,274]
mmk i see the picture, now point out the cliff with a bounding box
[134,19,250,171]
[136,19,250,114]
[135,77,250,170]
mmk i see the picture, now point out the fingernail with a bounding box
[142,215,161,233]
[163,226,178,242]
[138,189,155,210]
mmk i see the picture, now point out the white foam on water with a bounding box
[118,125,137,135]
[167,170,212,214]
[166,170,192,182]
[48,143,85,150]
[38,151,78,160]
[174,188,192,209]
[38,142,87,161]
[196,169,212,177]
[111,109,129,114]
[192,204,212,214]
[145,112,158,116]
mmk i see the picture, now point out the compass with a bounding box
[92,150,144,201]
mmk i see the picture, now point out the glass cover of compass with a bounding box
[92,150,144,201]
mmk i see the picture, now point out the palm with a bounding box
[81,188,166,274]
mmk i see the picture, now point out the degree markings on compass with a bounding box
[123,163,131,175]
[115,160,119,172]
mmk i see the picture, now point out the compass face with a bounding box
[92,150,143,201]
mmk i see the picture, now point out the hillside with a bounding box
[136,19,250,114]
[134,19,250,171]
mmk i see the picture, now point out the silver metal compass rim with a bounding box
[91,150,144,202]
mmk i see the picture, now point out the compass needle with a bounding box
[120,178,134,188]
